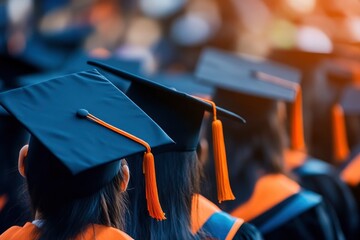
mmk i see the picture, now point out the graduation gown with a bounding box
[230,174,345,240]
[340,152,360,238]
[191,194,262,240]
[284,149,359,239]
[0,222,133,240]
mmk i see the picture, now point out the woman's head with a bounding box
[17,137,130,240]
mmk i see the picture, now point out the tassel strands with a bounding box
[332,104,350,163]
[193,97,235,202]
[143,151,166,220]
[291,88,306,151]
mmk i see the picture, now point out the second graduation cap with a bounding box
[196,48,305,151]
[0,69,174,220]
[88,60,245,203]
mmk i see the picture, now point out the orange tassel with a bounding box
[212,119,235,202]
[291,88,306,151]
[191,96,235,202]
[332,104,349,163]
[143,152,166,220]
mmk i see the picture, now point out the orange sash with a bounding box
[230,174,301,221]
[0,194,7,212]
[341,154,360,186]
[191,194,244,240]
[283,148,307,171]
[0,222,133,240]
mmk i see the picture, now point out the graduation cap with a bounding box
[321,59,360,85]
[330,85,360,162]
[268,48,333,72]
[17,51,142,91]
[12,26,91,71]
[0,69,174,220]
[196,48,305,151]
[149,72,213,98]
[88,60,246,203]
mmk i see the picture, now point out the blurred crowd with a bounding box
[2,0,360,239]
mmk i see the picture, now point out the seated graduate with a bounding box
[88,61,263,240]
[195,50,345,240]
[199,48,359,239]
[0,70,173,240]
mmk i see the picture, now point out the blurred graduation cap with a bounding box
[148,72,213,98]
[196,48,305,151]
[88,60,245,203]
[12,26,92,71]
[268,49,333,73]
[18,51,142,91]
[0,69,174,220]
[203,48,301,84]
[331,85,360,162]
[321,59,360,86]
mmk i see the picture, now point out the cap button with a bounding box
[77,109,89,118]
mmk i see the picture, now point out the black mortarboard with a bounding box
[268,49,333,73]
[202,48,301,84]
[88,60,245,203]
[196,47,305,151]
[0,69,174,219]
[149,72,213,98]
[17,51,141,92]
[13,26,91,71]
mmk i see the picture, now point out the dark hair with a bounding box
[201,89,286,211]
[24,138,127,240]
[125,151,200,239]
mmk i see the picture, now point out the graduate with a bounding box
[195,49,345,240]
[199,48,359,239]
[0,70,174,240]
[88,61,263,240]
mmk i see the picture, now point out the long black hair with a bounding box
[201,88,286,211]
[24,137,127,240]
[126,151,201,239]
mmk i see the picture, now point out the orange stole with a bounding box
[191,194,244,240]
[341,154,360,186]
[283,148,307,171]
[0,222,133,240]
[230,174,301,221]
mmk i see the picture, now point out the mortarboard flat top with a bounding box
[88,61,245,151]
[195,48,299,102]
[202,48,301,83]
[0,69,174,175]
[340,85,360,114]
[149,72,213,97]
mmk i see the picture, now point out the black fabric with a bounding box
[0,115,31,234]
[250,195,344,240]
[293,158,359,240]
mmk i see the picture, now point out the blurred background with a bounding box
[1,0,360,74]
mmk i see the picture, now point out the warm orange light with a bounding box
[286,0,316,14]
